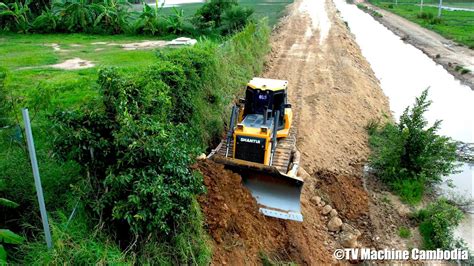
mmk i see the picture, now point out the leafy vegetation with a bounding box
[0,19,271,263]
[414,198,464,249]
[0,197,24,264]
[357,4,383,17]
[368,89,458,204]
[454,65,471,74]
[398,226,411,238]
[367,1,474,48]
[19,209,128,264]
[0,0,256,36]
[0,68,9,127]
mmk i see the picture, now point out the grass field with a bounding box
[0,34,167,109]
[0,0,293,110]
[369,1,474,48]
[152,0,293,27]
[379,0,474,9]
[0,2,290,262]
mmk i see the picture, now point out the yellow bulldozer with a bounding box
[208,77,304,222]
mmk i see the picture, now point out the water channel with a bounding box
[334,0,474,250]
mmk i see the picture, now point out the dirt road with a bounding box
[199,0,397,264]
[265,0,389,175]
[364,3,474,89]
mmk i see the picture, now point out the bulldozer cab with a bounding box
[242,79,288,130]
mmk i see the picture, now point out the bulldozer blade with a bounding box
[211,155,304,222]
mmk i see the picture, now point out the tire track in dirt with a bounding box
[199,0,392,264]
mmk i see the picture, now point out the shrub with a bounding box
[398,226,411,239]
[48,21,270,262]
[53,0,95,32]
[221,5,254,34]
[454,65,471,75]
[51,67,205,236]
[368,89,458,203]
[0,0,32,33]
[429,17,442,25]
[166,7,186,34]
[192,0,237,30]
[417,11,434,20]
[31,6,58,32]
[415,198,464,249]
[91,0,131,34]
[0,68,10,127]
[0,197,24,264]
[133,2,167,35]
[20,210,129,264]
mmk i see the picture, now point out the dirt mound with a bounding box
[196,160,334,265]
[316,170,369,220]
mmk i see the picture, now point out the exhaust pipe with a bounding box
[225,105,238,157]
[270,110,280,165]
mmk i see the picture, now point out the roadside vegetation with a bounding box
[357,3,383,17]
[0,0,280,263]
[413,198,465,250]
[367,89,458,204]
[367,0,474,48]
[368,90,473,258]
[0,0,255,36]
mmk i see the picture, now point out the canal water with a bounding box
[333,0,473,250]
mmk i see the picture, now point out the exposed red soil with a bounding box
[316,170,369,221]
[196,0,396,263]
[196,160,334,265]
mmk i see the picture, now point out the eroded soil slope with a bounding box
[198,0,392,264]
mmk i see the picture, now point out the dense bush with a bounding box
[417,11,434,20]
[221,5,254,34]
[0,68,9,127]
[51,68,205,236]
[0,18,269,264]
[20,210,129,264]
[192,0,254,34]
[415,198,464,249]
[47,21,269,262]
[0,0,254,35]
[0,197,24,264]
[368,90,458,203]
[193,0,237,29]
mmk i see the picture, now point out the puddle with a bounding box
[92,42,108,45]
[121,40,168,50]
[46,43,61,51]
[334,0,474,250]
[51,58,95,70]
[147,0,204,8]
[298,0,331,43]
[424,4,474,12]
[121,38,197,50]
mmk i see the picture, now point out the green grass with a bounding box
[398,226,412,238]
[1,1,292,108]
[155,0,293,27]
[0,33,169,108]
[368,1,474,48]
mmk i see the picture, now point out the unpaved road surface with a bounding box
[266,0,389,175]
[198,0,404,264]
[365,3,474,89]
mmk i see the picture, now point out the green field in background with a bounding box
[369,1,474,48]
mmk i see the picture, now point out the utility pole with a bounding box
[438,0,443,17]
[22,108,52,249]
[420,0,424,12]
